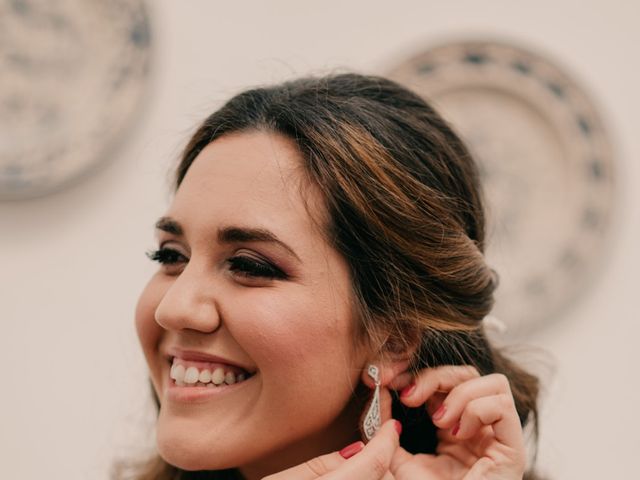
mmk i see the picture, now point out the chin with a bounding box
[156,419,242,471]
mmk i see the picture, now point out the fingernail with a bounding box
[451,423,460,436]
[400,382,416,398]
[339,441,364,459]
[394,420,403,436]
[432,404,446,421]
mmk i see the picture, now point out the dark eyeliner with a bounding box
[146,248,287,280]
[145,247,186,265]
[228,256,288,280]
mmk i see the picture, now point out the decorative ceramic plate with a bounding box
[0,0,152,199]
[387,40,615,336]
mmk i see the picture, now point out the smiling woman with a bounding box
[136,130,365,476]
[116,73,545,480]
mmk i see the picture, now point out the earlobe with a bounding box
[360,330,417,388]
[360,356,411,389]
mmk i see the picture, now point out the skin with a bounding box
[135,130,371,478]
[267,366,527,479]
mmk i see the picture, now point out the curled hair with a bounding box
[118,73,544,480]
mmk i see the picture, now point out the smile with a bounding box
[169,357,252,388]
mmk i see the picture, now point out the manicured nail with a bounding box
[394,420,403,436]
[339,441,364,459]
[400,382,416,398]
[451,423,460,436]
[432,404,446,421]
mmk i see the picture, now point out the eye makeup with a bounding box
[146,247,288,280]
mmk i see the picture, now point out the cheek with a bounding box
[245,290,349,350]
[233,286,361,395]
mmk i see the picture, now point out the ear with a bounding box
[358,352,412,430]
[360,353,412,389]
[359,324,420,389]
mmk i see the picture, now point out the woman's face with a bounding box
[135,130,368,476]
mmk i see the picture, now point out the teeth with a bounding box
[198,369,212,383]
[184,366,199,384]
[170,363,185,382]
[211,367,225,385]
[170,359,250,388]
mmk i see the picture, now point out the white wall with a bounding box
[1,1,638,478]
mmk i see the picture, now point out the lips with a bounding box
[161,347,258,402]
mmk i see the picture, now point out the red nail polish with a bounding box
[432,404,446,421]
[340,441,364,459]
[400,382,416,398]
[394,420,403,435]
[451,423,460,436]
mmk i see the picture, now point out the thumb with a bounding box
[262,420,401,480]
[261,443,360,480]
[323,419,401,479]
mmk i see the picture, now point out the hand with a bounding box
[389,365,527,479]
[262,419,402,480]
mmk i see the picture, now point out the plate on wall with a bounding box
[0,0,152,200]
[387,40,615,337]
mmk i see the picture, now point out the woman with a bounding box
[125,73,543,479]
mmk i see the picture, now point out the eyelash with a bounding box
[145,247,288,280]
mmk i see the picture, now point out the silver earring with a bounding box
[362,364,381,441]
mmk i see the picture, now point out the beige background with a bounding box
[1,1,638,478]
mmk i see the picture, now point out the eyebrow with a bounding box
[155,217,183,235]
[154,216,301,261]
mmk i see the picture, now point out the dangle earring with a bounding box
[362,364,381,441]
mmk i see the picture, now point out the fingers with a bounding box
[397,366,525,453]
[388,371,413,391]
[388,445,415,473]
[263,448,351,480]
[323,419,401,480]
[431,374,523,448]
[398,365,480,408]
[264,419,401,480]
[444,374,524,448]
[455,396,525,457]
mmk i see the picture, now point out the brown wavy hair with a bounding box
[115,73,545,479]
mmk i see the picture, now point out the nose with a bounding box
[154,262,221,334]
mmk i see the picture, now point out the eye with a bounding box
[146,247,188,269]
[227,255,288,280]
